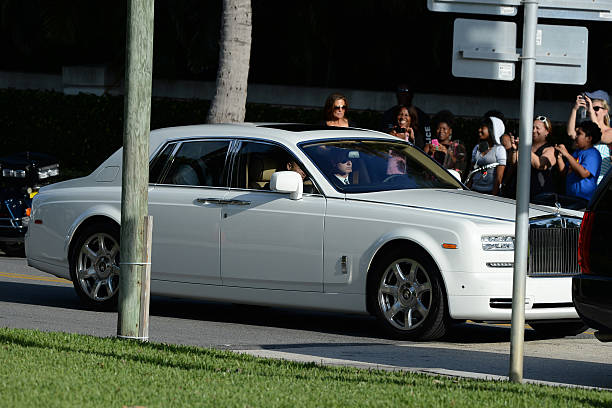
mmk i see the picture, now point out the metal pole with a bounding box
[509,0,538,383]
[117,0,154,340]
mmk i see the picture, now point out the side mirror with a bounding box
[270,171,303,200]
[447,169,462,182]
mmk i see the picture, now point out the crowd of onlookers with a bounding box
[321,86,612,207]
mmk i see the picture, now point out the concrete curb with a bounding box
[234,348,611,391]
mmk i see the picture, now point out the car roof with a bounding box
[149,123,395,148]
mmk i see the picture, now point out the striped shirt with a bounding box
[594,143,611,184]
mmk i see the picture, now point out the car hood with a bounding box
[347,189,581,222]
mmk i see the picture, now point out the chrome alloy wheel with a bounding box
[377,257,433,331]
[76,232,120,302]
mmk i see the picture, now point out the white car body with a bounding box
[25,124,584,339]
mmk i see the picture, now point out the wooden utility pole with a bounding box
[117,0,154,340]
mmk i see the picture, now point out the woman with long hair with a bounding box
[323,93,355,127]
[530,115,557,199]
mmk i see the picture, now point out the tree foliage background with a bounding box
[1,0,611,101]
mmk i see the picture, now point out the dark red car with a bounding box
[572,171,612,341]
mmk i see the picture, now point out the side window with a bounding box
[232,142,287,190]
[161,140,230,187]
[149,143,176,183]
[232,142,318,194]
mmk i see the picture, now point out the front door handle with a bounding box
[196,198,226,205]
[196,198,251,206]
[226,199,251,206]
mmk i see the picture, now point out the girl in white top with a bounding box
[469,116,507,195]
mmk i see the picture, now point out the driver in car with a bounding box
[331,151,353,185]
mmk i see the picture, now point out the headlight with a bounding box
[38,164,59,179]
[481,235,515,251]
[2,169,26,178]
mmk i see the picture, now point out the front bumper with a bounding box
[446,271,578,321]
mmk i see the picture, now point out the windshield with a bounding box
[301,140,463,193]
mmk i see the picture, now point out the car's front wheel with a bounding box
[69,222,120,310]
[368,248,448,341]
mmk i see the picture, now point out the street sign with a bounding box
[429,0,612,20]
[538,0,612,21]
[452,19,518,81]
[427,0,517,16]
[534,25,588,85]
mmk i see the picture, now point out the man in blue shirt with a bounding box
[555,120,602,206]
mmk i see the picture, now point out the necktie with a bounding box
[344,178,349,185]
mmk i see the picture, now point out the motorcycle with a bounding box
[0,152,60,256]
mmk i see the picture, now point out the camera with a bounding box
[393,126,407,133]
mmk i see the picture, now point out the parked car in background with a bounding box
[0,152,60,256]
[573,171,612,342]
[26,124,586,340]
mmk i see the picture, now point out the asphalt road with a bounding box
[1,255,611,390]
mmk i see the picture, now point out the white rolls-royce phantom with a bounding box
[25,123,585,340]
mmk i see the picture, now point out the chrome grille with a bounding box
[528,227,580,276]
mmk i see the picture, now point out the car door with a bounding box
[220,140,326,291]
[148,139,230,284]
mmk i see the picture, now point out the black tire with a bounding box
[529,321,587,338]
[69,222,120,310]
[368,247,448,341]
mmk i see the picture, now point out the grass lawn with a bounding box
[0,327,609,407]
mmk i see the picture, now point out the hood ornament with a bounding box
[554,201,562,216]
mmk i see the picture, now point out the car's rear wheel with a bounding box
[69,222,120,310]
[369,248,448,341]
[528,321,587,338]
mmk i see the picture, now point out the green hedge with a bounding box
[0,89,569,179]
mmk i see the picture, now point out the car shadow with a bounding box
[0,279,557,344]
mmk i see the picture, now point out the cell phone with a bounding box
[432,139,440,146]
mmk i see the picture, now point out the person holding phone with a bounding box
[566,90,612,184]
[424,110,467,176]
[388,105,417,143]
[556,120,602,205]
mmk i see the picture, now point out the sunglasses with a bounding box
[334,105,346,111]
[593,106,607,112]
[535,115,550,130]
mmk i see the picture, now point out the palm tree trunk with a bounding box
[207,0,252,123]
